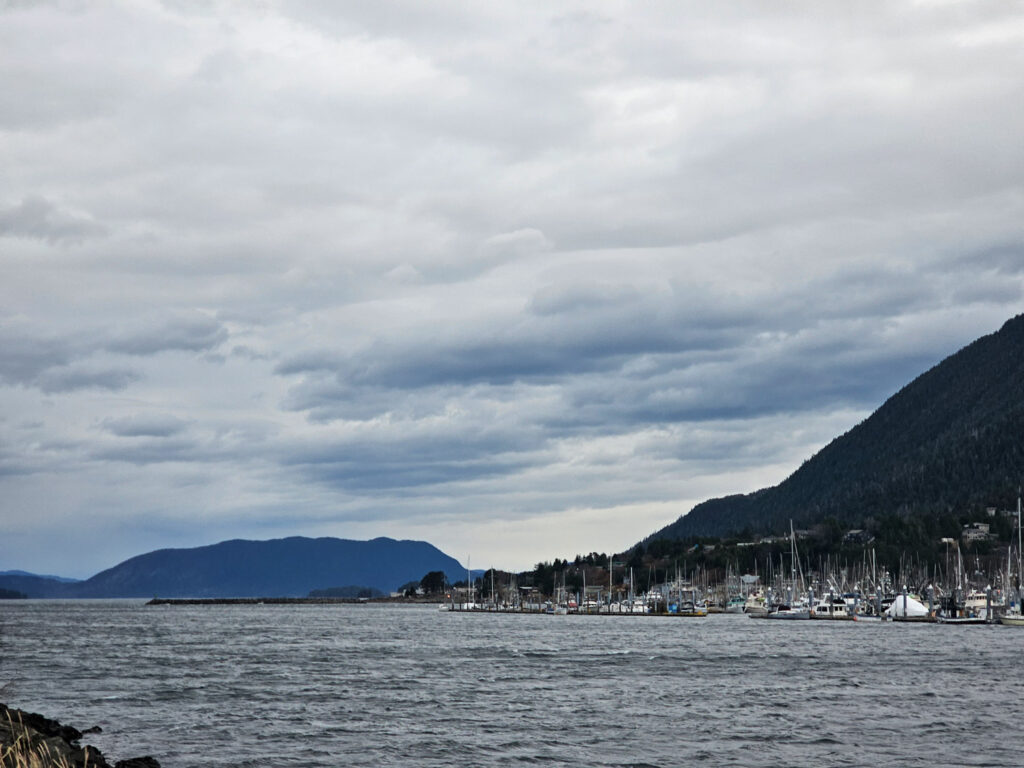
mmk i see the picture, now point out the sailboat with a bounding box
[1001,492,1024,625]
[765,521,811,619]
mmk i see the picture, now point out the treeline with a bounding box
[414,512,1019,600]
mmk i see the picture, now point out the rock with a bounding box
[0,702,159,768]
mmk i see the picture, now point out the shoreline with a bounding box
[0,702,159,768]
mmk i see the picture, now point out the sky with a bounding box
[2,1,1024,579]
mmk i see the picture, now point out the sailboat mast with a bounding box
[1017,488,1022,590]
[608,556,613,612]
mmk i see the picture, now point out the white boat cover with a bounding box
[885,595,928,617]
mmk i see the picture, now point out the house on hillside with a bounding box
[962,522,994,543]
[987,506,1018,519]
[844,529,875,545]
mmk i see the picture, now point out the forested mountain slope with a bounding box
[650,314,1024,540]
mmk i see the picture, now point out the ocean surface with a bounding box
[1,601,1021,767]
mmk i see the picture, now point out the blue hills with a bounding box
[0,537,468,598]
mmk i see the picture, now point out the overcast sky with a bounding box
[2,1,1023,578]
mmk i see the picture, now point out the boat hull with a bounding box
[764,609,811,620]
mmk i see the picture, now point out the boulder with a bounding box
[0,703,159,768]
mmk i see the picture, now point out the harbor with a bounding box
[443,512,1024,625]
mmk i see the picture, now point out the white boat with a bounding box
[764,602,811,620]
[886,594,929,620]
[724,595,746,614]
[762,521,811,619]
[962,589,991,620]
[811,595,852,620]
[743,590,768,616]
[765,607,811,620]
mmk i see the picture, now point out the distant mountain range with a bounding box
[0,569,81,583]
[650,313,1024,541]
[0,537,467,598]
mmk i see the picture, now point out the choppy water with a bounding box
[1,601,1021,767]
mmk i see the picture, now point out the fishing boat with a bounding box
[743,590,768,616]
[724,595,746,614]
[676,588,708,617]
[811,595,852,620]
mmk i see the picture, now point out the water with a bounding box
[1,601,1020,767]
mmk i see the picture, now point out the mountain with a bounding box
[2,537,467,598]
[0,570,81,583]
[0,572,79,598]
[649,314,1024,541]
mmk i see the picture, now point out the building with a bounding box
[961,522,993,542]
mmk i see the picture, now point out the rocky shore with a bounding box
[0,703,159,768]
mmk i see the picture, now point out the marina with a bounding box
[442,511,1024,626]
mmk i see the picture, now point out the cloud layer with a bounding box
[2,1,1023,576]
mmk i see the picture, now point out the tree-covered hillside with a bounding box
[649,314,1024,541]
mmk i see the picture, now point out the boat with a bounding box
[743,590,768,616]
[764,601,811,620]
[1000,613,1024,626]
[724,595,746,614]
[672,588,708,617]
[762,521,811,619]
[886,594,931,621]
[937,614,987,625]
[811,595,852,620]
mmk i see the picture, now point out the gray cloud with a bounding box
[0,328,73,387]
[101,414,189,438]
[0,196,106,243]
[0,325,141,394]
[37,365,139,394]
[106,314,228,356]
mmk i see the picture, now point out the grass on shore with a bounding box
[1,711,75,768]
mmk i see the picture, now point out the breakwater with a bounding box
[144,596,442,606]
